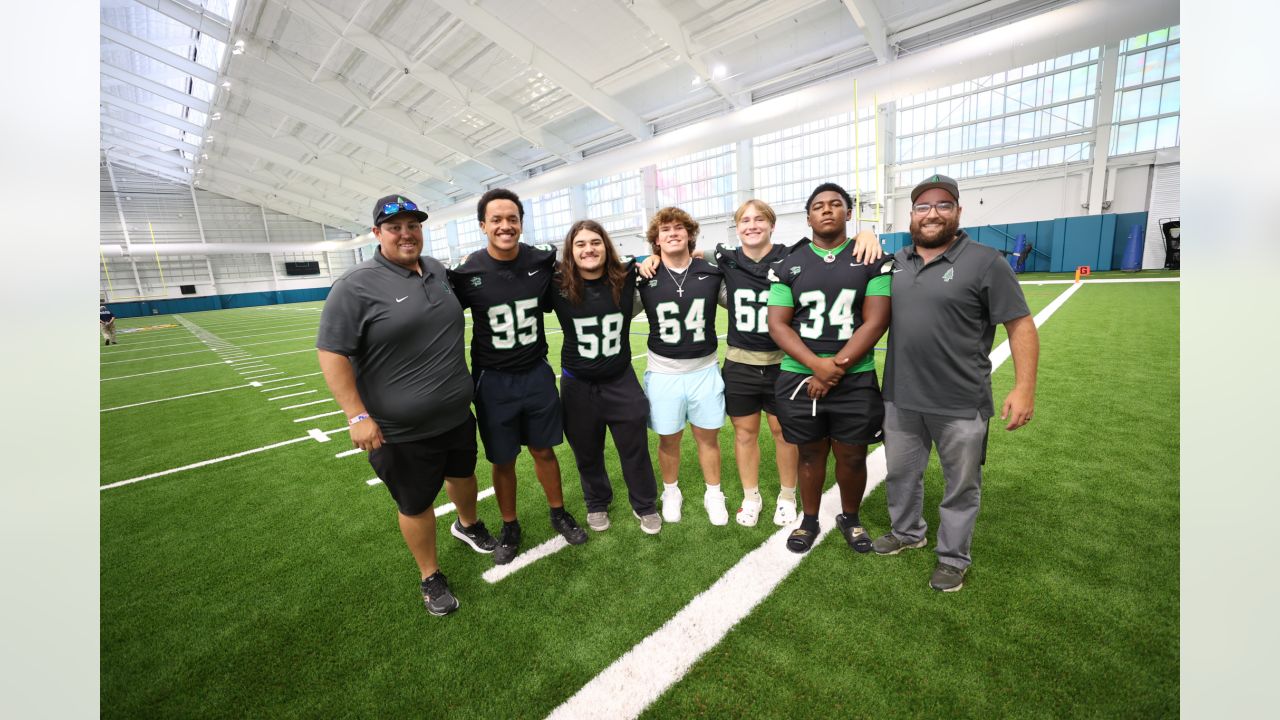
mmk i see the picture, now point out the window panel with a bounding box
[1159,81,1180,115]
[1143,47,1167,83]
[1156,116,1179,148]
[1139,85,1162,117]
[1165,44,1180,78]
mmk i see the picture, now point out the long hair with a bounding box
[645,207,699,256]
[559,219,628,306]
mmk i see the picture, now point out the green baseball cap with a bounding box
[910,174,959,203]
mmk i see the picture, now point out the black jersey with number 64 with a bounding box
[448,242,556,372]
[636,257,723,360]
[550,259,638,381]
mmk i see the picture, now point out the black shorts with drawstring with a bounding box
[773,369,885,446]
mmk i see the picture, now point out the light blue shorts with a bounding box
[644,364,726,435]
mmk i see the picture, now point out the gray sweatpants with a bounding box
[882,401,989,570]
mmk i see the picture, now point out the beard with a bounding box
[910,213,961,249]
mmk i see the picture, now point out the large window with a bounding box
[753,109,877,209]
[427,222,450,262]
[455,219,485,258]
[894,47,1100,187]
[655,145,736,219]
[1110,25,1180,155]
[527,189,573,246]
[584,171,643,233]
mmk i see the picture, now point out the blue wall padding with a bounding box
[1110,212,1148,269]
[1120,223,1145,271]
[107,286,333,318]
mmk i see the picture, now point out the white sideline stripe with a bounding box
[261,382,303,392]
[294,410,342,422]
[282,399,333,410]
[100,348,313,381]
[433,486,497,517]
[483,535,571,583]
[238,366,271,372]
[1020,277,1180,285]
[242,371,283,379]
[268,390,316,401]
[100,383,251,412]
[262,372,323,384]
[545,282,1083,720]
[307,428,330,443]
[366,478,383,486]
[335,448,363,458]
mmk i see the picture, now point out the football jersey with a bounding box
[448,242,556,371]
[767,238,893,374]
[636,257,723,360]
[714,242,790,352]
[551,259,639,381]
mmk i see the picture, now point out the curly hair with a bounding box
[477,188,524,223]
[559,220,629,307]
[645,207,699,256]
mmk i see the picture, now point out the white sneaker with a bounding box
[773,497,798,526]
[661,485,683,523]
[704,487,729,526]
[736,497,763,527]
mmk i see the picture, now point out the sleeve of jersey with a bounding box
[866,260,893,297]
[766,269,794,307]
[315,279,362,355]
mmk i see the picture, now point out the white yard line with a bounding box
[483,536,571,583]
[262,372,323,384]
[335,448,363,458]
[1020,277,1180,285]
[242,371,284,379]
[293,410,342,422]
[101,348,315,381]
[101,383,253,412]
[281,399,333,410]
[545,282,1082,720]
[433,486,497,518]
[268,390,316,401]
[261,383,304,392]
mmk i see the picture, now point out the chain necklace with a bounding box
[812,238,850,264]
[664,262,690,297]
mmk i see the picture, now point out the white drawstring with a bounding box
[788,377,817,417]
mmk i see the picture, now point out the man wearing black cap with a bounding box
[317,194,498,617]
[868,175,1039,592]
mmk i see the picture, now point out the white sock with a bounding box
[744,488,762,504]
[778,486,796,502]
[664,482,679,492]
[705,483,722,496]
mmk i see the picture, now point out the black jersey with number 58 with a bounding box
[636,257,723,360]
[550,260,638,381]
[448,242,556,372]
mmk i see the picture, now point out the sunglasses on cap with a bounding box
[382,199,419,215]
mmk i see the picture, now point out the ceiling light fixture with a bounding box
[712,64,727,80]
[220,81,231,89]
[211,112,221,120]
[232,39,245,55]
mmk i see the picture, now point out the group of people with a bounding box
[317,173,1039,617]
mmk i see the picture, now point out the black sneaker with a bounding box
[451,519,497,554]
[420,572,459,616]
[836,513,873,553]
[551,510,589,545]
[493,522,521,565]
[786,526,818,554]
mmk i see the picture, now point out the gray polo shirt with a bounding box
[317,249,472,442]
[883,231,1030,419]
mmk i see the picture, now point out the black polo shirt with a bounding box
[883,231,1030,419]
[317,249,472,442]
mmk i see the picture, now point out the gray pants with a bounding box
[882,401,988,570]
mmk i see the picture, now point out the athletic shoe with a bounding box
[835,514,873,553]
[871,532,928,556]
[450,519,497,554]
[930,562,967,592]
[661,485,683,523]
[703,488,729,526]
[421,572,459,616]
[586,511,610,532]
[773,497,798,526]
[493,522,521,565]
[785,526,818,554]
[736,497,763,527]
[633,510,662,535]
[104,340,110,346]
[551,510,589,545]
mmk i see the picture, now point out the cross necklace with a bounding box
[664,263,690,297]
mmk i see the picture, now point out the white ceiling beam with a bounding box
[203,165,363,224]
[627,0,743,108]
[100,23,219,84]
[220,132,385,201]
[840,0,893,64]
[277,0,580,162]
[432,0,652,141]
[101,62,212,114]
[105,153,192,184]
[197,182,364,234]
[887,0,1026,47]
[132,0,232,44]
[101,94,205,135]
[227,74,481,195]
[101,115,201,155]
[102,137,195,170]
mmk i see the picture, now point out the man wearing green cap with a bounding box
[868,174,1040,592]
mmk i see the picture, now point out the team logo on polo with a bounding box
[470,277,483,287]
[790,266,802,277]
[942,268,955,282]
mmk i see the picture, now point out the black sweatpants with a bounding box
[560,369,658,515]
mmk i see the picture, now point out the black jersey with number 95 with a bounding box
[448,242,556,372]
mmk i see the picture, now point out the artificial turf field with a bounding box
[100,274,1179,718]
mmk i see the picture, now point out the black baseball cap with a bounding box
[372,194,428,226]
[910,174,960,203]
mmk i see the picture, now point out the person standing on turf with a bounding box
[100,304,118,345]
[317,194,498,617]
[636,207,730,526]
[449,188,589,565]
[869,174,1039,593]
[766,182,892,555]
[551,220,662,535]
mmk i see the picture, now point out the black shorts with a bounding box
[773,369,885,446]
[367,413,478,516]
[473,361,564,464]
[722,358,779,417]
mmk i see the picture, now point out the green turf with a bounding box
[100,281,1177,717]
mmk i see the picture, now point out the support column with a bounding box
[104,157,146,297]
[1087,41,1121,215]
[190,184,220,296]
[446,220,461,265]
[262,206,281,296]
[641,164,659,221]
[736,138,754,204]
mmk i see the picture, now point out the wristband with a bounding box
[348,413,370,425]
